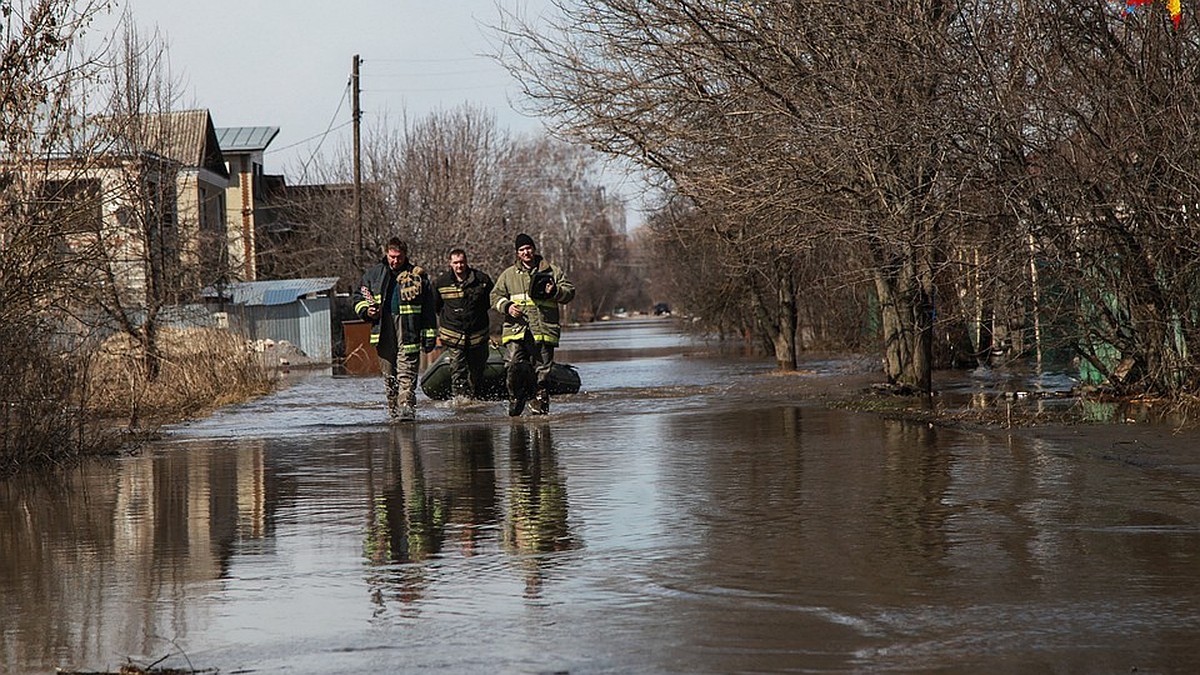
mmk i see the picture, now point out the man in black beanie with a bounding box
[490,233,575,415]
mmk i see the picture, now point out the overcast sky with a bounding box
[100,0,556,179]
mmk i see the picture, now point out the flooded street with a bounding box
[4,318,1200,673]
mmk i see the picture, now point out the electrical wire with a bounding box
[365,84,509,93]
[266,120,353,155]
[366,57,488,64]
[294,80,351,183]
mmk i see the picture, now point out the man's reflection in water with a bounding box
[504,423,577,598]
[364,426,447,611]
[444,426,498,557]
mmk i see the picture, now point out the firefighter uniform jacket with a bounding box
[432,266,494,349]
[490,255,575,347]
[353,259,437,360]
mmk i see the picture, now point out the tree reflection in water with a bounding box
[504,423,577,598]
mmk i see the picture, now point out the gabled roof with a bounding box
[216,126,280,153]
[202,277,339,306]
[101,109,229,180]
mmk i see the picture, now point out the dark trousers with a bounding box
[504,334,554,401]
[447,343,489,398]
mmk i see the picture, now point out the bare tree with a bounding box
[76,17,192,385]
[500,1,977,385]
[0,0,120,470]
[255,178,363,283]
[367,106,513,266]
[1018,1,1200,396]
[270,106,632,319]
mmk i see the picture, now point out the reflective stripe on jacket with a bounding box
[489,255,574,347]
[433,267,494,349]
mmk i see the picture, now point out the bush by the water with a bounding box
[2,324,276,476]
[87,326,276,424]
[0,320,116,475]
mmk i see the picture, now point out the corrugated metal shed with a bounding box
[216,126,280,152]
[204,277,340,363]
[207,277,339,306]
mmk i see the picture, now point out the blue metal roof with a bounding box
[215,126,280,152]
[203,277,339,306]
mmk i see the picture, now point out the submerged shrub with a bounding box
[1,321,278,476]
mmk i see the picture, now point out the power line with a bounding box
[266,120,353,155]
[369,70,495,78]
[365,84,511,93]
[295,80,352,183]
[366,57,489,64]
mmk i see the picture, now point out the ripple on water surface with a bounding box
[7,319,1200,674]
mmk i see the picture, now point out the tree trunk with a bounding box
[141,320,161,382]
[750,273,798,372]
[772,279,797,371]
[874,267,933,394]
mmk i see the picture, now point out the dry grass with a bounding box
[0,320,113,475]
[2,321,278,476]
[86,326,277,427]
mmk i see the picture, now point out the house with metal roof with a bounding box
[202,277,340,363]
[5,151,182,310]
[133,110,231,292]
[216,126,280,282]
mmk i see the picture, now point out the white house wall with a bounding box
[45,163,152,307]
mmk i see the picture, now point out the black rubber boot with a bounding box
[508,397,526,416]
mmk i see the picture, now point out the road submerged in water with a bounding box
[3,317,1200,674]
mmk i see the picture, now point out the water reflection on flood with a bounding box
[3,318,1200,673]
[361,424,575,609]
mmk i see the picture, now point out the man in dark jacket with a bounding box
[353,237,437,421]
[432,248,494,400]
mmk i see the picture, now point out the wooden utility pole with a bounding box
[352,54,363,261]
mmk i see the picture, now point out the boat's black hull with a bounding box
[419,344,581,400]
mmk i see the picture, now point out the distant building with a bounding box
[255,179,359,281]
[2,152,182,308]
[2,111,302,312]
[216,126,280,282]
[131,109,231,292]
[1,108,234,309]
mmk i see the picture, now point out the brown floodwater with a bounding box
[3,318,1200,674]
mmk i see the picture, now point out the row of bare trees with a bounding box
[259,106,645,321]
[498,0,1200,397]
[2,1,119,468]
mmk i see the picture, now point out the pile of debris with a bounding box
[247,337,313,368]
